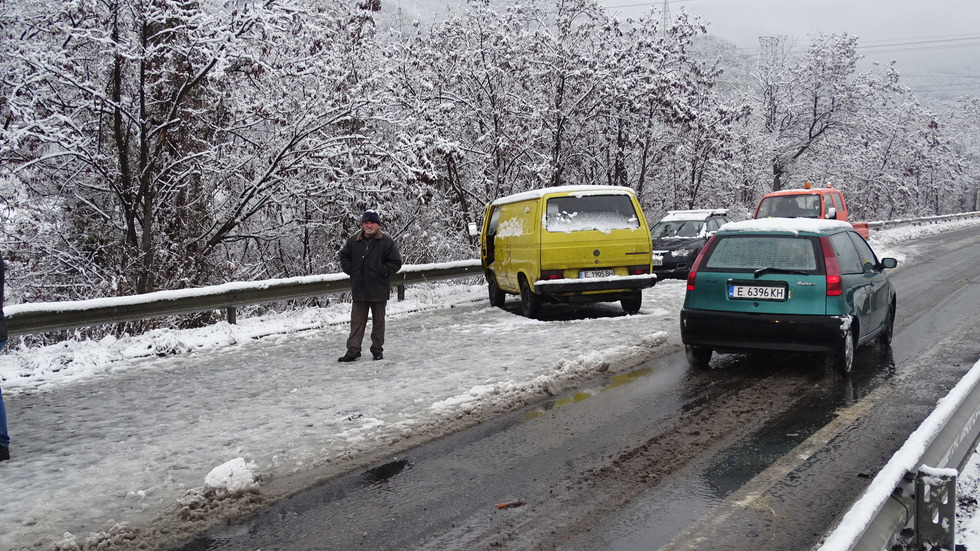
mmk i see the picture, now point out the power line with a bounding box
[857,35,980,54]
[605,0,696,8]
[859,32,980,45]
[731,34,980,56]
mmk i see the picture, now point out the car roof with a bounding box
[659,209,728,222]
[717,218,853,235]
[760,187,839,198]
[491,185,635,206]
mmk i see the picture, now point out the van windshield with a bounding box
[545,194,640,233]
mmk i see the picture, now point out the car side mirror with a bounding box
[468,222,479,237]
[880,258,898,270]
[826,207,837,220]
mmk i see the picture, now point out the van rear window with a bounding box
[703,236,820,273]
[545,194,640,233]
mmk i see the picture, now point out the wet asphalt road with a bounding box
[177,225,980,551]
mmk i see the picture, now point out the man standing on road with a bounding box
[338,210,402,362]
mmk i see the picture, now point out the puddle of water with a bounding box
[362,458,411,484]
[524,366,657,420]
[603,367,655,391]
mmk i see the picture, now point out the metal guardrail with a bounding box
[817,360,980,551]
[4,260,483,337]
[867,211,980,230]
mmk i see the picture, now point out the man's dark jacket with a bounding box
[0,258,6,342]
[339,230,403,302]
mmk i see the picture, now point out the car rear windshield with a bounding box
[756,195,822,218]
[545,194,640,232]
[703,235,821,273]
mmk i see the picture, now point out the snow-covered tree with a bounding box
[753,33,865,192]
[1,0,396,301]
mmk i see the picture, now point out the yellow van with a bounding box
[475,185,656,318]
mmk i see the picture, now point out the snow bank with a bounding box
[204,458,260,494]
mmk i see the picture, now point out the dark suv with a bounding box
[650,209,731,279]
[680,218,897,374]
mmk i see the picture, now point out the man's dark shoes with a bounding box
[337,354,357,362]
[0,446,9,462]
[372,352,383,361]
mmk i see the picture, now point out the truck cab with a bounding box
[753,183,868,238]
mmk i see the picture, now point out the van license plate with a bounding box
[581,269,615,279]
[729,284,786,301]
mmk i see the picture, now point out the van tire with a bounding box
[487,273,506,308]
[520,278,541,319]
[621,289,642,315]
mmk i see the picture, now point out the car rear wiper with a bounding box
[754,267,810,278]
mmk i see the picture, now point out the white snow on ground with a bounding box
[0,216,979,550]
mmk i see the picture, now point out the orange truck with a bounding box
[753,183,869,238]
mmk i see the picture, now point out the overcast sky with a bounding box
[602,0,980,95]
[388,0,980,97]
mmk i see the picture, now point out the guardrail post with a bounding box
[397,284,405,301]
[914,466,956,550]
[227,307,237,325]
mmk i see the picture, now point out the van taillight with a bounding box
[541,270,564,280]
[819,236,843,296]
[628,265,649,275]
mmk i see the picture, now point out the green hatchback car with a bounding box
[680,218,898,374]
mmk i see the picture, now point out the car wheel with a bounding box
[827,323,856,376]
[520,278,541,319]
[621,289,642,315]
[487,273,506,308]
[879,303,895,347]
[685,345,712,368]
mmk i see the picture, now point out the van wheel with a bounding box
[685,345,712,368]
[826,323,856,376]
[621,289,642,315]
[487,274,506,308]
[520,278,541,319]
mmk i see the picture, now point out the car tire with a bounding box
[827,323,856,376]
[879,302,895,347]
[685,345,712,368]
[520,278,541,319]
[621,289,642,315]
[487,273,506,308]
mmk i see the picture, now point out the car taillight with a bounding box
[541,270,564,280]
[627,265,649,275]
[820,236,843,296]
[686,270,697,292]
[686,241,712,292]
